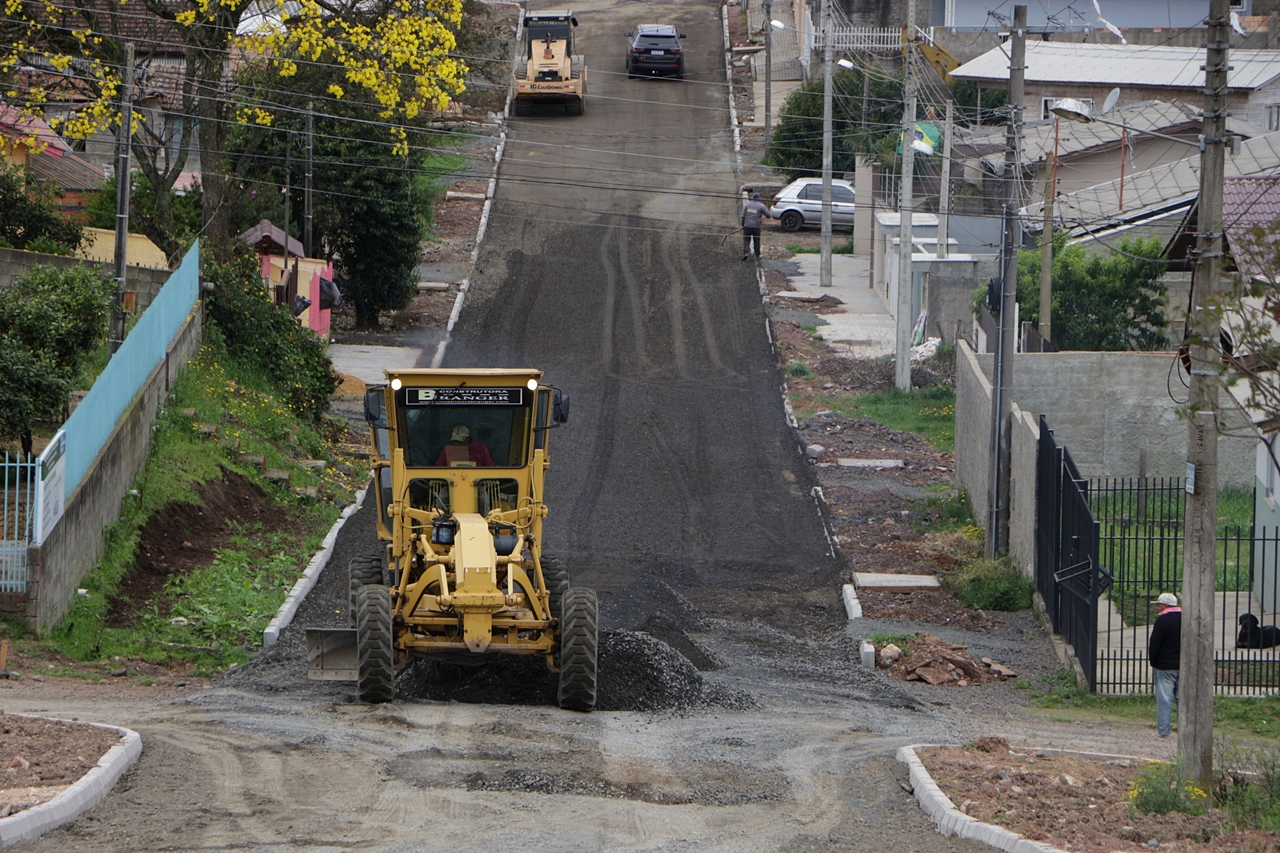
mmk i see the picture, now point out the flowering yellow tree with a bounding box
[0,0,466,256]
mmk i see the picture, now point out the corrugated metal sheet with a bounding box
[953,42,1280,91]
[1024,131,1280,236]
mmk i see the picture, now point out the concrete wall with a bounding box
[1009,405,1041,578]
[20,304,204,632]
[955,341,1256,487]
[955,341,993,530]
[927,255,999,342]
[0,247,172,311]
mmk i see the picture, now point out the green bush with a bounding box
[786,362,813,378]
[949,556,1033,611]
[1217,746,1280,831]
[202,245,336,422]
[1127,759,1208,816]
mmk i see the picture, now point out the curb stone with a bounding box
[262,487,368,646]
[0,717,141,848]
[897,743,1074,853]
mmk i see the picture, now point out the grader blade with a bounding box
[306,628,358,680]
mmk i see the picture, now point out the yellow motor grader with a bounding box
[513,10,587,116]
[307,368,598,711]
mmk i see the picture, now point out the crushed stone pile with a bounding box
[395,629,753,712]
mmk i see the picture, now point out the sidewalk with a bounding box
[769,253,896,358]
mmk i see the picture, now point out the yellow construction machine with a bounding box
[307,368,598,711]
[514,10,587,116]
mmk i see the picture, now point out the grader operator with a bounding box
[307,369,598,712]
[514,10,587,116]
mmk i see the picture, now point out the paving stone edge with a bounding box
[896,743,1075,853]
[0,717,141,848]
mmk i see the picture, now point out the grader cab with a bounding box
[306,369,598,711]
[514,10,587,116]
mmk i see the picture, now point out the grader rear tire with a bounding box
[355,585,395,703]
[557,587,598,711]
[541,554,570,621]
[348,554,383,626]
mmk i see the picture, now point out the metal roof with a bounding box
[1024,132,1280,237]
[963,101,1269,174]
[952,42,1280,91]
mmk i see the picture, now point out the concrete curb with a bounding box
[262,488,368,647]
[723,4,741,154]
[0,718,141,848]
[896,743,1147,853]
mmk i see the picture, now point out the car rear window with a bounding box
[636,35,678,47]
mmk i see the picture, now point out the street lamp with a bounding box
[1050,97,1204,150]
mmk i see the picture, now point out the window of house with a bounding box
[1268,105,1280,132]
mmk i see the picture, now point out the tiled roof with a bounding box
[1223,176,1280,281]
[953,42,1280,91]
[29,149,107,192]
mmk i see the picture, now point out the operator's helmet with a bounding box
[451,425,470,441]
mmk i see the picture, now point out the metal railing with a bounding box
[1,453,36,593]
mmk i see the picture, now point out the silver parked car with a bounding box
[768,177,856,232]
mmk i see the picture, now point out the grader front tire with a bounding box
[542,554,570,621]
[355,584,396,703]
[557,587,598,712]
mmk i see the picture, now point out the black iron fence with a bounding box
[1036,416,1280,694]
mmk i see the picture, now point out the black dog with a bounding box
[1236,613,1280,649]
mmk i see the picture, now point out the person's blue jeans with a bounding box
[1154,668,1179,736]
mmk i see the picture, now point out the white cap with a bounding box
[451,425,470,441]
[1152,592,1178,607]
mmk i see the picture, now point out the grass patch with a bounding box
[945,555,1032,611]
[783,235,856,254]
[36,341,361,673]
[914,490,976,531]
[786,362,814,378]
[866,632,914,649]
[791,385,956,452]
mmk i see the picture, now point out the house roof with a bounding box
[29,149,107,193]
[239,218,304,259]
[1024,131,1280,238]
[952,42,1280,91]
[962,101,1268,175]
[0,104,72,157]
[1223,176,1280,282]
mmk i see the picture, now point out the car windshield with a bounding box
[397,387,534,468]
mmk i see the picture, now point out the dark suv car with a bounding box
[625,24,687,78]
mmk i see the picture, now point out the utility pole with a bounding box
[764,0,773,142]
[820,0,834,287]
[986,4,1025,557]
[1039,117,1057,342]
[109,42,135,358]
[895,0,918,391]
[283,133,292,259]
[305,100,314,258]
[1180,0,1230,794]
[936,98,953,260]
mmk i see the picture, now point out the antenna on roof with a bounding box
[1101,88,1120,115]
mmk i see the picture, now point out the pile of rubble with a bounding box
[877,634,1017,686]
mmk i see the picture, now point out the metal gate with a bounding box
[1036,417,1110,691]
[1,453,35,594]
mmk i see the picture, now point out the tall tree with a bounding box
[1015,233,1170,351]
[0,0,466,258]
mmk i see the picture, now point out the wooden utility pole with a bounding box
[1039,117,1057,342]
[895,0,918,390]
[820,0,834,288]
[1180,0,1231,793]
[109,42,135,358]
[305,100,314,258]
[764,0,773,142]
[936,98,953,260]
[986,4,1025,557]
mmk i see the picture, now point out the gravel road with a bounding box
[0,0,1167,849]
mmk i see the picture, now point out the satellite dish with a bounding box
[1101,88,1120,115]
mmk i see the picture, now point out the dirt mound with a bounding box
[396,629,750,712]
[105,469,297,626]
